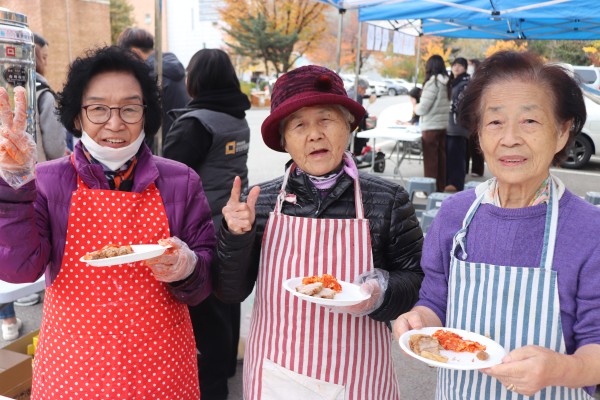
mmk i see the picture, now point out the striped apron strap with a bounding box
[441,177,593,400]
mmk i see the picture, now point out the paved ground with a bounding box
[0,293,437,400]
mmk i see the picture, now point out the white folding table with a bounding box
[357,125,422,180]
[0,277,45,304]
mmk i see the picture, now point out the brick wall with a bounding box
[0,0,111,91]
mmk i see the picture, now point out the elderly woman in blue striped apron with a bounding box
[393,50,600,399]
[214,65,424,399]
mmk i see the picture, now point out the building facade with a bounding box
[0,0,111,90]
[127,0,224,67]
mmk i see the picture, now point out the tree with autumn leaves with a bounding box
[219,0,327,75]
[219,1,599,80]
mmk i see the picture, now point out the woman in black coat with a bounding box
[163,49,251,400]
[214,65,423,400]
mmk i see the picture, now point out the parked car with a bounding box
[572,65,600,91]
[553,63,600,168]
[339,73,371,98]
[383,79,408,96]
[390,78,422,93]
[340,74,355,92]
[367,80,389,97]
[561,84,600,169]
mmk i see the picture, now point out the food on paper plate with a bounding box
[409,334,449,363]
[83,244,134,260]
[432,329,487,353]
[408,329,488,364]
[295,274,342,299]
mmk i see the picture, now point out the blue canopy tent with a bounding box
[320,0,600,39]
[357,0,600,40]
[318,0,600,88]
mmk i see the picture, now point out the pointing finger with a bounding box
[228,176,242,205]
[12,87,27,134]
[246,186,261,211]
[0,88,13,131]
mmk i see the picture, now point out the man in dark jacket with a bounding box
[117,27,189,152]
[446,57,471,192]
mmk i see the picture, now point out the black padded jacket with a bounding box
[214,170,424,322]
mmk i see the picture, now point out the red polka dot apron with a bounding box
[32,170,199,399]
[243,164,399,400]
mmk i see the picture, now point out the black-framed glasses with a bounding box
[81,104,146,124]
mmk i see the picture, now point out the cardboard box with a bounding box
[0,330,38,400]
[0,350,31,398]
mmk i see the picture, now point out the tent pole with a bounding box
[154,0,163,155]
[413,33,421,87]
[351,20,363,154]
[353,20,363,100]
[335,8,346,73]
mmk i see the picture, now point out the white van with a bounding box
[553,63,600,168]
[572,65,600,90]
[561,84,600,169]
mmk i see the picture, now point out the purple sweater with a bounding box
[417,189,600,355]
[0,142,215,305]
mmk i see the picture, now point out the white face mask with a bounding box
[467,66,475,75]
[80,128,146,171]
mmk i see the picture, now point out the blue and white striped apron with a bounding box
[438,181,592,400]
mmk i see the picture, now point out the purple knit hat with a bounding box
[261,65,366,152]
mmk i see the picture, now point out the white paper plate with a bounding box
[80,244,170,267]
[283,277,370,306]
[399,327,506,370]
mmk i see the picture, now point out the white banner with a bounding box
[393,30,416,56]
[380,28,390,52]
[367,24,376,50]
[374,26,383,52]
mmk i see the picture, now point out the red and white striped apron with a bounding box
[244,165,399,400]
[32,170,199,399]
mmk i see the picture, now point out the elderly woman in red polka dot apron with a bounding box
[0,46,215,399]
[214,65,424,399]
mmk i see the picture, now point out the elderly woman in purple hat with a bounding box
[214,65,424,399]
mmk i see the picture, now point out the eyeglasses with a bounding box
[81,104,146,124]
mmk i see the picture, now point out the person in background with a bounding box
[398,86,422,126]
[117,27,189,152]
[415,54,451,192]
[0,32,64,340]
[0,302,22,341]
[346,77,371,155]
[163,48,251,400]
[215,65,424,399]
[394,51,600,399]
[466,58,485,177]
[33,33,66,161]
[0,46,215,398]
[445,57,471,192]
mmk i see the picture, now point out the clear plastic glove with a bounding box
[145,237,197,283]
[0,86,36,189]
[332,268,389,316]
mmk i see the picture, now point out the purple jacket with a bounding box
[417,189,600,357]
[0,142,215,305]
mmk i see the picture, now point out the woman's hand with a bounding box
[481,345,589,397]
[222,176,260,235]
[0,87,37,188]
[392,306,442,341]
[0,87,33,166]
[332,269,388,316]
[145,237,197,282]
